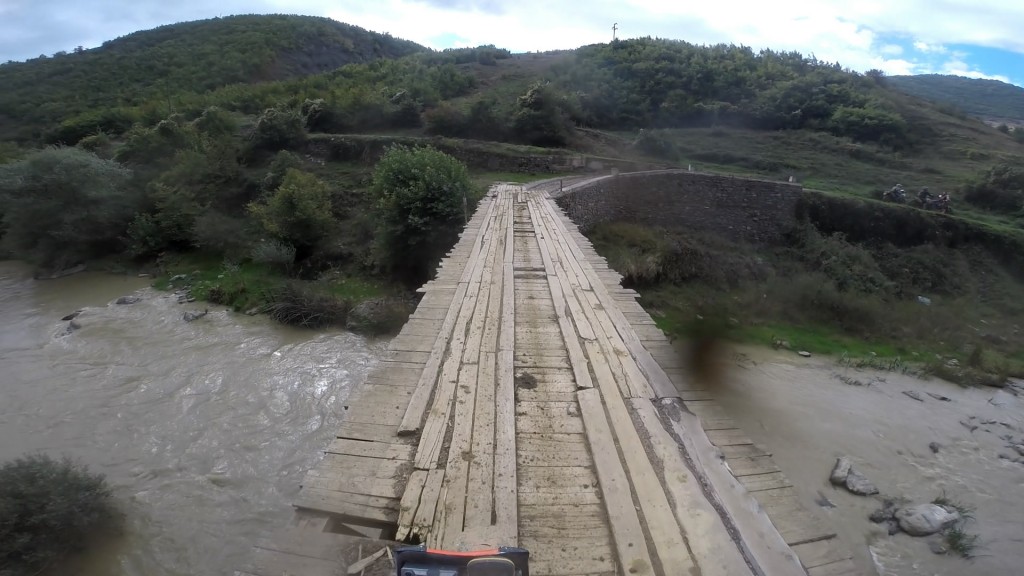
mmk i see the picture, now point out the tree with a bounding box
[0,147,138,268]
[250,106,306,152]
[248,169,335,260]
[372,145,471,284]
[0,454,119,575]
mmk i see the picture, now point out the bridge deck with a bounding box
[241,183,861,576]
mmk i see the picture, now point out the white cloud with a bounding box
[880,44,903,56]
[913,41,947,53]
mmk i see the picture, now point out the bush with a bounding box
[513,82,574,147]
[192,211,255,259]
[264,282,350,327]
[963,163,1024,214]
[0,454,119,574]
[248,169,336,259]
[0,147,139,268]
[250,107,306,152]
[193,106,238,137]
[372,145,471,284]
[261,150,303,192]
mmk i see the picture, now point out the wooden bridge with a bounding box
[239,180,861,576]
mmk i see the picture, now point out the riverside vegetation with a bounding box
[1,14,1023,352]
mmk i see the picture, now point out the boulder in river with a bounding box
[845,469,879,495]
[61,310,81,321]
[183,309,209,322]
[829,456,878,495]
[116,295,141,305]
[829,457,852,485]
[929,441,942,454]
[895,503,960,536]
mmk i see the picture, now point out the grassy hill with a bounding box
[888,74,1024,123]
[0,14,424,141]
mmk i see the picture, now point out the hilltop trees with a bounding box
[249,169,336,261]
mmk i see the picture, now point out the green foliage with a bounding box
[372,145,470,283]
[888,74,1024,121]
[828,105,907,145]
[262,150,304,192]
[963,163,1024,214]
[0,454,119,575]
[193,106,238,137]
[250,107,306,152]
[191,211,254,259]
[513,82,574,146]
[249,169,335,254]
[0,147,138,267]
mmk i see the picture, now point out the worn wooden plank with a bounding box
[726,455,782,477]
[790,538,854,570]
[465,350,497,530]
[705,428,754,446]
[717,443,773,459]
[756,487,835,546]
[518,489,602,506]
[395,470,429,540]
[494,191,518,545]
[293,487,398,525]
[806,558,861,576]
[518,465,598,491]
[514,352,571,369]
[630,399,753,576]
[315,453,408,477]
[516,415,585,435]
[335,422,400,444]
[575,389,654,576]
[411,469,444,542]
[300,474,401,499]
[740,472,793,492]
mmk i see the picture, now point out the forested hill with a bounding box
[0,14,425,141]
[888,74,1024,121]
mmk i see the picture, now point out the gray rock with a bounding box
[798,350,812,357]
[1013,444,1024,457]
[895,504,961,536]
[245,307,261,316]
[887,520,902,535]
[115,295,141,305]
[169,274,188,282]
[830,457,853,485]
[845,469,879,495]
[929,442,942,454]
[61,310,81,321]
[869,506,895,523]
[183,309,209,322]
[902,390,924,402]
[926,392,952,402]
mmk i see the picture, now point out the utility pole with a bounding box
[612,23,618,41]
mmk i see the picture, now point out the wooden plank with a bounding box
[517,415,584,435]
[581,336,694,574]
[790,539,854,570]
[300,473,401,499]
[398,195,497,435]
[293,487,398,525]
[756,487,835,546]
[315,454,408,477]
[518,465,597,491]
[336,422,400,444]
[395,470,428,540]
[718,443,773,459]
[739,472,793,492]
[494,190,519,545]
[575,389,654,576]
[518,489,602,506]
[465,351,497,529]
[806,558,861,576]
[411,469,444,542]
[630,399,753,576]
[726,456,781,477]
[514,352,571,369]
[705,428,754,446]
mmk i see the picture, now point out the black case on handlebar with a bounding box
[394,545,529,576]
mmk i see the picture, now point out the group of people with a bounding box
[883,184,952,213]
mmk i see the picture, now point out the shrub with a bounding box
[248,169,335,259]
[250,107,306,152]
[963,163,1024,214]
[371,145,471,284]
[264,282,350,327]
[250,239,297,272]
[192,211,255,259]
[261,151,303,193]
[513,82,573,147]
[0,147,139,268]
[0,454,119,574]
[193,106,238,137]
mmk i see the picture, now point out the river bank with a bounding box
[0,262,386,575]
[712,344,1024,575]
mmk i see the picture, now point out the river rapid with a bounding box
[716,347,1024,576]
[0,262,385,575]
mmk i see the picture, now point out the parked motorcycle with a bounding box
[882,187,907,204]
[916,194,952,214]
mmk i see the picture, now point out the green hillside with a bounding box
[0,14,424,141]
[888,74,1024,121]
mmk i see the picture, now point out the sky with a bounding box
[1,0,1022,86]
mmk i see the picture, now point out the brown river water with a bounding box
[0,261,385,576]
[716,347,1024,576]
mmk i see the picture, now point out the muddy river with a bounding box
[0,262,384,575]
[717,347,1024,575]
